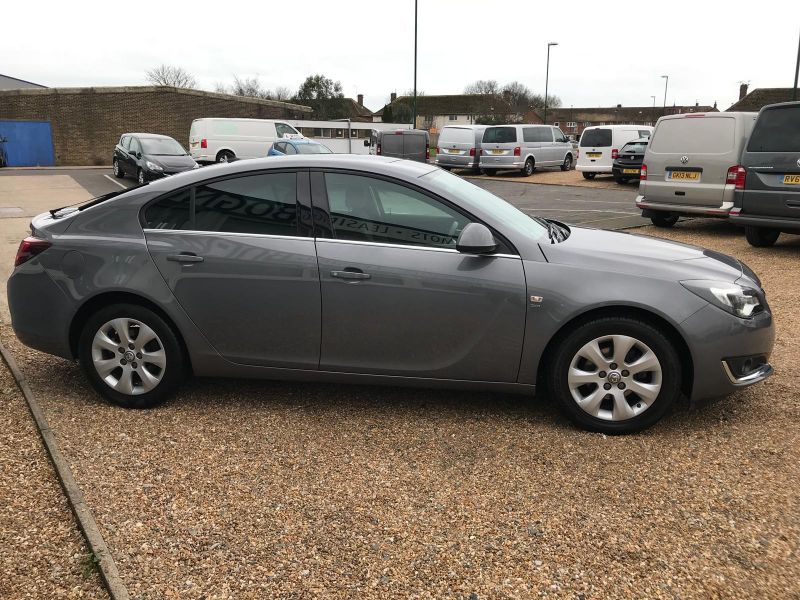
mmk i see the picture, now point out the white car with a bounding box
[577,125,654,179]
[189,118,301,164]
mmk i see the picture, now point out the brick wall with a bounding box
[0,86,312,166]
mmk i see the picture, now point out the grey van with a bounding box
[730,101,800,246]
[479,124,573,176]
[636,112,756,227]
[435,125,487,172]
[367,129,429,163]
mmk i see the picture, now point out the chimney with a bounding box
[739,83,749,100]
[390,92,397,102]
[616,103,622,108]
[357,94,364,106]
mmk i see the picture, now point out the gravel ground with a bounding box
[2,220,798,599]
[0,351,108,598]
[465,168,623,190]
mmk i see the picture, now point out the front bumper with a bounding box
[681,303,775,402]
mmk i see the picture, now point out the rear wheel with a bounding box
[216,150,235,163]
[744,226,780,247]
[521,157,535,176]
[482,168,496,176]
[561,154,573,171]
[548,316,682,434]
[651,213,679,228]
[79,304,187,409]
[113,159,124,179]
[582,172,596,180]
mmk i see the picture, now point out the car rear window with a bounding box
[483,127,517,144]
[747,105,800,152]
[579,129,612,147]
[622,141,648,154]
[649,117,735,154]
[440,127,474,145]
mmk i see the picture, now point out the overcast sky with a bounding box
[4,1,799,113]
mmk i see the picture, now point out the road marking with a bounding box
[103,174,129,189]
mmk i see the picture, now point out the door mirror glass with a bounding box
[456,223,497,254]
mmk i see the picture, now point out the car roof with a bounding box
[286,139,322,145]
[122,133,175,139]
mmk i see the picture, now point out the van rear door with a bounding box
[403,131,428,163]
[644,116,739,208]
[740,104,800,219]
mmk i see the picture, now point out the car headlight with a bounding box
[145,161,163,171]
[681,280,764,319]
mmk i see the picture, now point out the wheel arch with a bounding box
[215,148,236,161]
[536,304,694,397]
[68,291,193,373]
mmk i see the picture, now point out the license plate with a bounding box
[784,174,800,185]
[622,168,640,174]
[447,149,460,154]
[669,170,700,181]
[490,149,504,155]
[587,152,601,158]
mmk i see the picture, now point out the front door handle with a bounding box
[167,253,204,264]
[331,270,371,280]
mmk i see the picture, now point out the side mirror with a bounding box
[136,151,142,159]
[363,139,370,147]
[456,222,497,254]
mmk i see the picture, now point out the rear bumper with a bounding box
[436,155,476,168]
[479,157,524,170]
[729,211,800,232]
[577,163,611,173]
[636,195,733,216]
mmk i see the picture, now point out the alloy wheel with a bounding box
[91,318,166,395]
[567,334,662,421]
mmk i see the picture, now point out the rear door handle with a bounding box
[331,270,371,280]
[167,253,204,263]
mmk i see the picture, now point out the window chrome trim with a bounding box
[316,237,520,258]
[142,228,314,242]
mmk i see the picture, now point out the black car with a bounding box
[113,133,198,184]
[730,101,800,247]
[612,138,648,184]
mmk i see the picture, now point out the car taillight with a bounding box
[513,147,521,156]
[377,143,381,155]
[15,237,51,267]
[727,165,746,190]
[611,148,619,159]
[200,138,207,149]
[426,144,430,160]
[640,164,648,181]
[469,147,475,157]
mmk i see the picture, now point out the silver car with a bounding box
[480,124,573,176]
[8,156,774,433]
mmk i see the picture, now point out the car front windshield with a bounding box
[296,143,332,154]
[421,169,547,241]
[141,138,187,155]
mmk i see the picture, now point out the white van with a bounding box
[189,118,302,163]
[577,125,654,179]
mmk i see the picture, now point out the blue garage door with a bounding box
[0,120,56,167]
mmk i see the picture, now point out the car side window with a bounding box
[120,136,129,149]
[284,143,297,155]
[129,138,140,154]
[275,123,297,138]
[143,189,192,230]
[324,173,469,248]
[273,142,285,154]
[194,172,298,236]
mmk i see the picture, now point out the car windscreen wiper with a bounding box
[48,184,143,218]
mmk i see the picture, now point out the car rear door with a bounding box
[142,169,321,368]
[740,104,800,220]
[311,170,526,382]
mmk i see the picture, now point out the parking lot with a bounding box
[1,169,798,598]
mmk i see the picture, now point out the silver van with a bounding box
[435,125,487,172]
[479,124,573,176]
[367,129,429,163]
[636,112,757,227]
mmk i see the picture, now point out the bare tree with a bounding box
[213,82,229,94]
[145,64,196,88]
[231,75,268,98]
[271,86,293,101]
[464,79,500,95]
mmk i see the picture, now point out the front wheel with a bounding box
[582,172,596,180]
[113,159,124,179]
[650,213,679,228]
[548,316,682,434]
[79,304,187,409]
[482,168,496,176]
[744,226,780,247]
[561,154,573,171]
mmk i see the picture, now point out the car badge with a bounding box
[680,156,689,164]
[797,158,800,168]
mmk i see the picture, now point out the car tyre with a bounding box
[744,226,780,247]
[650,213,679,228]
[561,154,573,171]
[113,159,124,179]
[78,303,187,409]
[482,168,496,176]
[582,172,596,180]
[137,169,145,185]
[521,158,535,176]
[547,316,682,434]
[217,150,235,163]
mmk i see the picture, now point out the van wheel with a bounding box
[561,154,573,171]
[482,169,496,176]
[651,213,679,228]
[521,158,535,176]
[582,172,596,180]
[744,226,780,247]
[216,150,235,163]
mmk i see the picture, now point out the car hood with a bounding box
[145,154,196,170]
[539,226,747,284]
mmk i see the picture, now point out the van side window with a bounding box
[523,128,536,143]
[275,123,298,138]
[638,130,652,139]
[483,127,517,144]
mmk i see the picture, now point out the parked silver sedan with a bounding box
[8,156,774,433]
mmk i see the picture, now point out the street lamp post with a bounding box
[412,0,418,128]
[793,27,799,101]
[661,75,669,114]
[544,42,558,124]
[650,95,656,123]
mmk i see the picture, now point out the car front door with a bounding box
[142,169,321,368]
[311,170,527,382]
